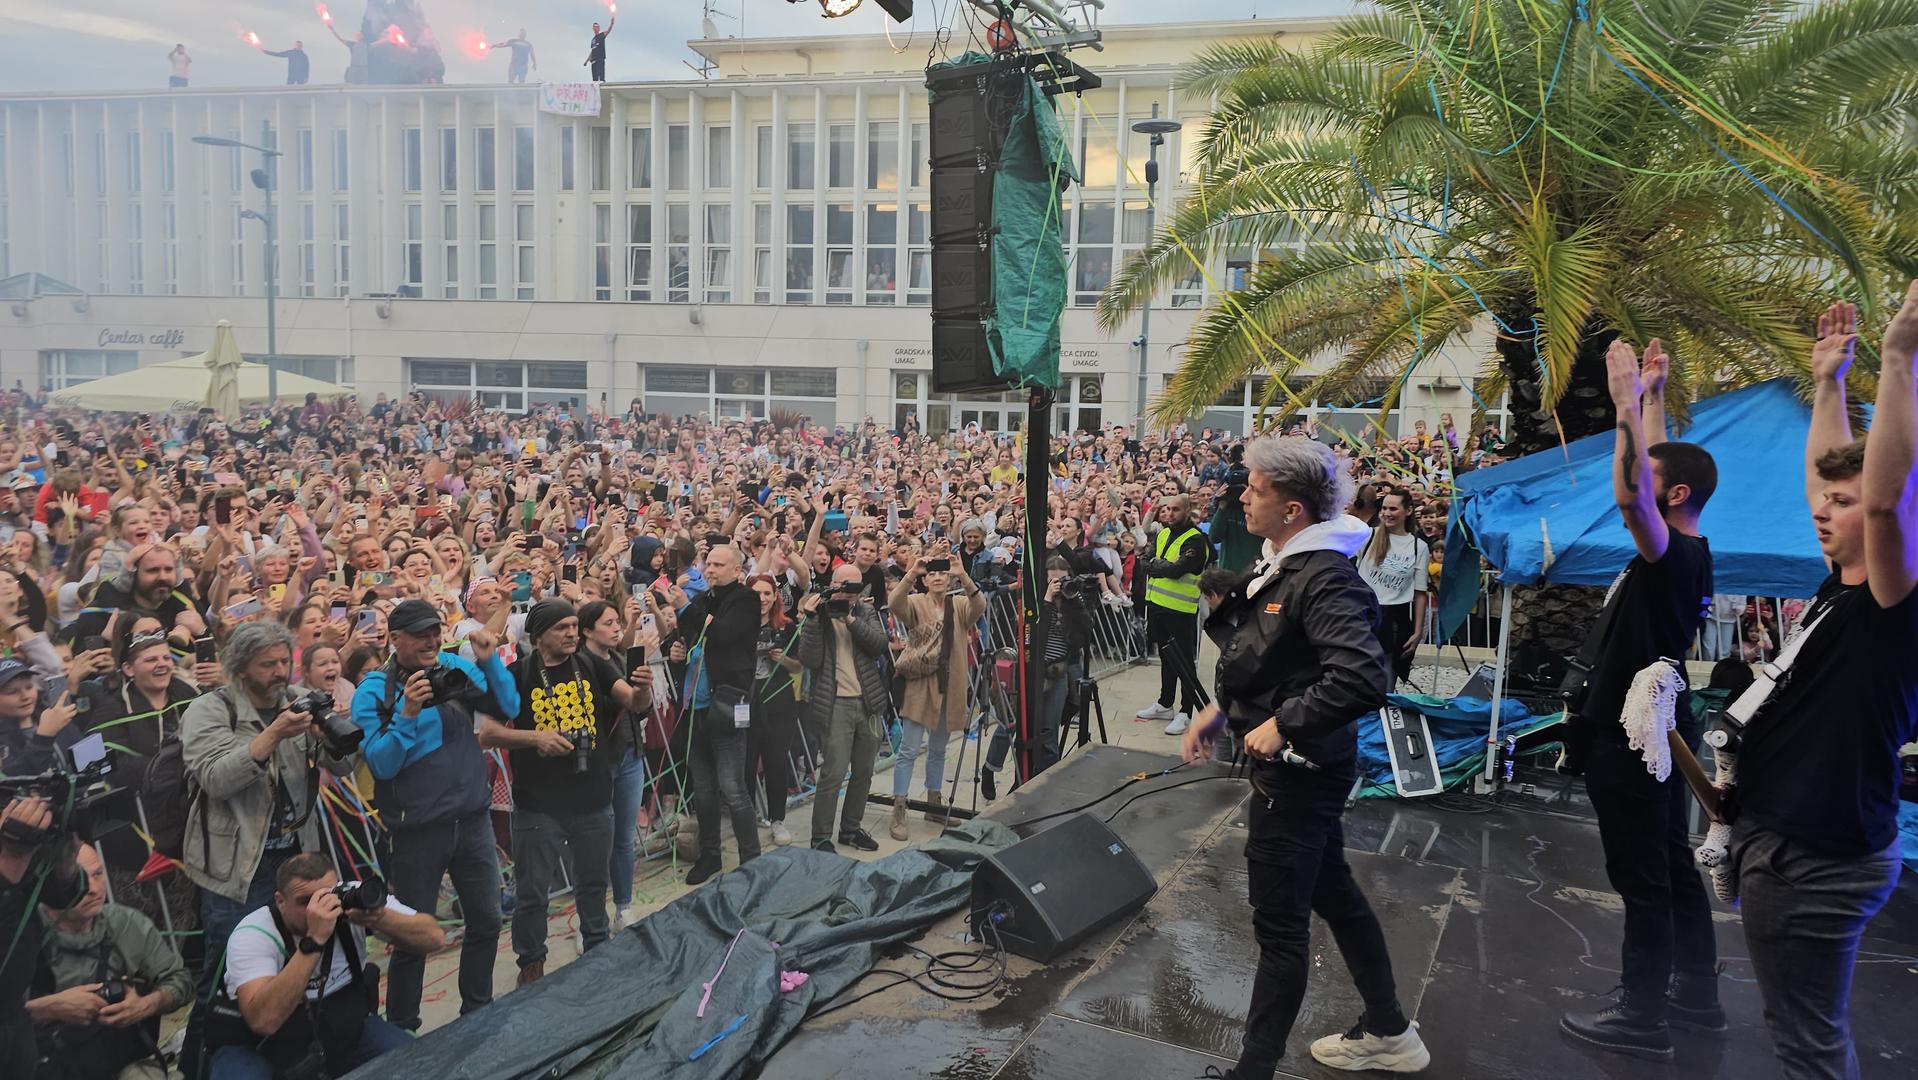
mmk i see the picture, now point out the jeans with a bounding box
[1734,822,1901,1080]
[510,806,613,967]
[1583,736,1719,1012]
[811,697,880,844]
[384,810,503,1028]
[185,847,293,1076]
[609,748,647,907]
[208,1012,411,1079]
[891,718,954,798]
[1239,768,1406,1072]
[1036,657,1082,774]
[689,709,762,864]
[1147,605,1202,712]
[747,691,799,823]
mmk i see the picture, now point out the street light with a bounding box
[194,123,284,406]
[1130,104,1181,433]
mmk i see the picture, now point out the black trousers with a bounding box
[590,58,606,81]
[1583,735,1719,1012]
[1376,601,1414,684]
[747,690,799,824]
[1146,604,1202,712]
[1240,768,1406,1071]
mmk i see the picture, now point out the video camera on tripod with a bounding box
[0,734,133,845]
[1057,573,1104,602]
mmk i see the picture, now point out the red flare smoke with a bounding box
[385,25,408,47]
[242,30,262,47]
[317,3,332,24]
[462,31,491,59]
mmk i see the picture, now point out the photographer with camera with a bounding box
[2,799,86,1080]
[349,599,517,1030]
[481,599,621,988]
[793,563,891,854]
[1036,556,1096,774]
[206,852,441,1079]
[884,539,983,839]
[180,621,362,1076]
[27,844,191,1080]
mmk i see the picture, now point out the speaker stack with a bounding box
[925,59,1024,394]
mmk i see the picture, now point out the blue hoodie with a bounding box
[351,651,519,830]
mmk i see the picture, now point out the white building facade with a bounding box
[0,18,1497,437]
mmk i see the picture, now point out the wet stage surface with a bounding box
[759,747,1918,1079]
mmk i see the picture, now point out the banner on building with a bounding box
[538,81,602,117]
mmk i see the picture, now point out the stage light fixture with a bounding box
[820,0,863,16]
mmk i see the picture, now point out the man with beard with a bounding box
[178,622,359,1075]
[68,544,204,644]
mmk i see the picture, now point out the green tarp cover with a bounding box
[344,821,1018,1080]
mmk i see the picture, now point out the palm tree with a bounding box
[1101,0,1918,651]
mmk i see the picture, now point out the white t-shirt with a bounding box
[1357,532,1429,607]
[225,895,417,1001]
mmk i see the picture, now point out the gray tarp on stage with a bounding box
[344,821,1017,1080]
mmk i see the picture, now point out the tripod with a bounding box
[1062,668,1109,757]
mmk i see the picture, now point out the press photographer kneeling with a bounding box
[206,852,442,1080]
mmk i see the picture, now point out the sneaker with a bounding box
[1667,972,1728,1034]
[769,821,794,846]
[1560,997,1674,1060]
[1164,712,1190,736]
[837,828,880,852]
[1136,702,1175,721]
[684,854,722,886]
[811,838,837,853]
[981,769,998,802]
[1309,1019,1430,1072]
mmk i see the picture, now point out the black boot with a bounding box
[1561,992,1674,1060]
[684,853,722,886]
[1667,970,1728,1034]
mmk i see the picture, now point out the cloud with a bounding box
[1,0,176,45]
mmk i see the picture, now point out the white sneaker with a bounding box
[770,821,794,846]
[1309,1020,1430,1072]
[1136,702,1175,721]
[1164,712,1190,736]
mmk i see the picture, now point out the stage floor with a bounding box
[761,746,1918,1079]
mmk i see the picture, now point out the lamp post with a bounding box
[193,120,283,406]
[1130,104,1181,433]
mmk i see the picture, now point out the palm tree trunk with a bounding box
[1492,309,1620,672]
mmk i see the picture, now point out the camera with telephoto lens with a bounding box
[1058,573,1104,601]
[571,725,598,774]
[329,875,388,911]
[0,760,129,846]
[293,691,362,757]
[423,663,473,705]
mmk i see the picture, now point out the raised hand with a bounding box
[1639,338,1669,398]
[1811,301,1858,382]
[1605,339,1644,408]
[1883,279,1918,366]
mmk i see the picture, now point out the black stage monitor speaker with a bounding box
[971,812,1157,962]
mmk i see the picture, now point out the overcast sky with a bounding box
[0,0,1353,93]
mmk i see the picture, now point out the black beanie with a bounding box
[524,598,576,644]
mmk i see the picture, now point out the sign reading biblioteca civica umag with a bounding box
[538,82,602,117]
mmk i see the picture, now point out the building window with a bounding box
[299,203,316,297]
[40,350,138,390]
[475,126,495,191]
[706,125,730,189]
[402,203,423,292]
[93,202,108,294]
[752,204,771,304]
[296,129,314,193]
[440,127,457,192]
[60,132,73,196]
[333,203,351,296]
[754,125,772,189]
[94,131,107,196]
[162,203,179,295]
[893,373,1028,434]
[251,355,354,385]
[127,204,143,295]
[1079,131,1117,188]
[1056,375,1105,435]
[787,123,814,190]
[559,125,575,191]
[827,124,854,188]
[231,206,247,296]
[513,126,534,191]
[161,131,176,193]
[907,204,930,305]
[1074,200,1114,306]
[666,125,688,191]
[910,122,927,188]
[785,204,814,304]
[513,203,535,299]
[126,132,141,194]
[625,205,651,301]
[825,204,853,305]
[442,203,459,298]
[867,121,898,189]
[865,203,897,302]
[641,365,836,425]
[332,129,351,191]
[704,205,731,304]
[477,203,497,299]
[592,204,612,301]
[403,127,422,192]
[628,127,651,188]
[590,126,611,192]
[667,204,690,303]
[407,358,589,413]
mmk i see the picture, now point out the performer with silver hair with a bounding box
[1186,434,1430,1077]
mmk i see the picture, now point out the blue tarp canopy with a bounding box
[1440,379,1843,639]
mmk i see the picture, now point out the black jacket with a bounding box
[676,580,759,695]
[1205,548,1389,780]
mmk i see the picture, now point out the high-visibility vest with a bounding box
[1147,525,1204,613]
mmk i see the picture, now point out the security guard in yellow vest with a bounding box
[1137,494,1211,735]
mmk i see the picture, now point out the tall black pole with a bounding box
[261,118,279,406]
[1020,384,1055,784]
